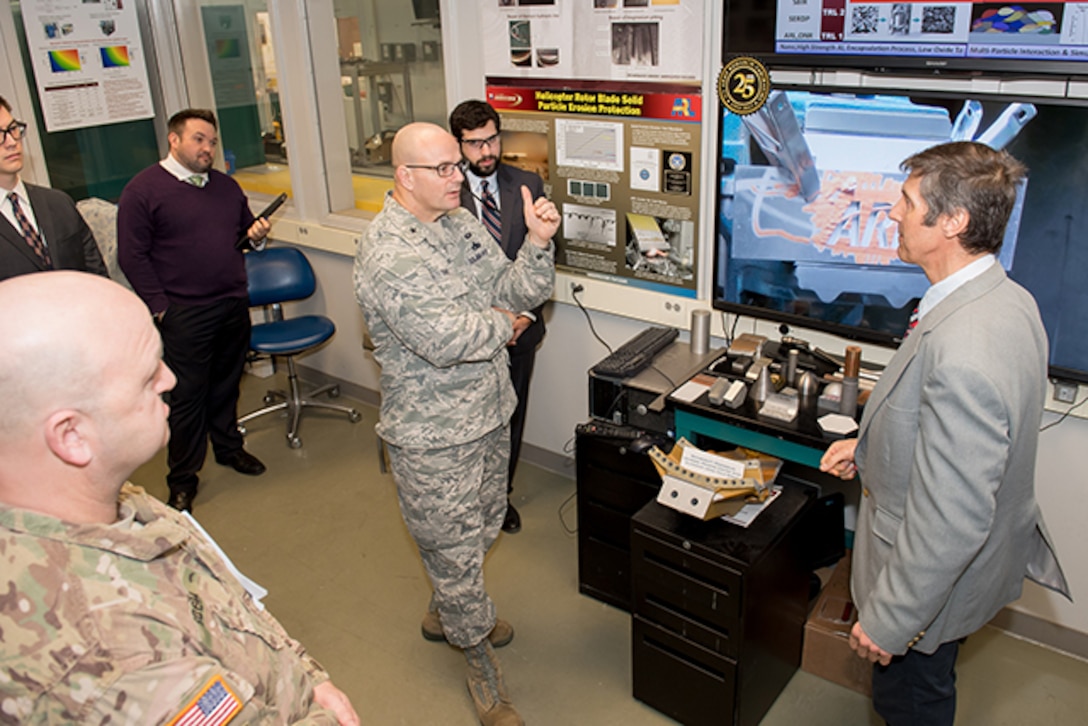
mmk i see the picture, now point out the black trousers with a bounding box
[872,639,960,726]
[506,346,537,494]
[160,296,250,495]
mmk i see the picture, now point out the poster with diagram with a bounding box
[482,0,702,81]
[488,79,702,296]
[21,0,154,131]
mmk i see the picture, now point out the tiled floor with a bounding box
[128,374,1088,725]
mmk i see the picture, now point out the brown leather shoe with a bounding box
[421,611,514,648]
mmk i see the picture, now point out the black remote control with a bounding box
[236,193,288,249]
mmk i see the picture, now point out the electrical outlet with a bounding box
[1053,380,1078,404]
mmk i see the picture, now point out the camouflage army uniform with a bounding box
[354,193,553,647]
[0,484,337,725]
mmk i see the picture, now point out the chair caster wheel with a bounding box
[329,385,341,399]
[349,410,362,423]
[288,436,302,449]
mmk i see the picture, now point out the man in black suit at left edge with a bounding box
[0,96,106,282]
[450,99,548,535]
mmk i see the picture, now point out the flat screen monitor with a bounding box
[725,1,1088,76]
[712,87,1088,383]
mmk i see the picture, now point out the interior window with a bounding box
[198,1,289,201]
[333,0,447,213]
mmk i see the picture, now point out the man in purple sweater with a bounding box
[119,109,270,513]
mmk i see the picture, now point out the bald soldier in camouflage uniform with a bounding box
[355,122,557,726]
[0,272,358,725]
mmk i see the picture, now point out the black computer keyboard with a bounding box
[591,326,679,379]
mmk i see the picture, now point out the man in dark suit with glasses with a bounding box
[450,99,548,535]
[0,95,106,282]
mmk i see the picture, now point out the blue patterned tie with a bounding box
[480,180,501,244]
[8,192,51,267]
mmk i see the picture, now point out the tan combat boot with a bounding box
[422,610,515,647]
[464,641,524,726]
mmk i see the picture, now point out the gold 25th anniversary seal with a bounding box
[718,56,770,116]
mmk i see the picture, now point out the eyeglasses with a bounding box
[404,162,463,178]
[460,133,500,151]
[0,121,28,145]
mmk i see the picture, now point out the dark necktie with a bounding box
[903,306,919,339]
[480,180,501,244]
[8,192,51,268]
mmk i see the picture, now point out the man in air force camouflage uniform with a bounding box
[0,272,358,726]
[354,122,557,726]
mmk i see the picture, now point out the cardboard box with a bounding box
[801,551,873,696]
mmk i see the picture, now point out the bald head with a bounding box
[0,273,175,520]
[391,123,465,223]
[391,122,456,167]
[0,273,147,434]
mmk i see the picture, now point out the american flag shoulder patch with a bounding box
[166,675,243,726]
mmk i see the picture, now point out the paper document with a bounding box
[720,486,782,528]
[671,379,708,403]
[680,445,747,480]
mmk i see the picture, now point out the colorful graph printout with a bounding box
[22,0,154,130]
[100,46,130,67]
[48,49,80,72]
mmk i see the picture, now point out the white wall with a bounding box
[290,245,380,390]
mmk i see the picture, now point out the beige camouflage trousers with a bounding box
[386,424,510,648]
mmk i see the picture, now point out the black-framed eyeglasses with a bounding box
[0,121,28,145]
[404,162,463,178]
[460,133,500,151]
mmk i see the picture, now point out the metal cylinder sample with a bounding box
[690,309,711,355]
[752,364,772,402]
[798,370,819,398]
[841,345,862,417]
[844,345,862,378]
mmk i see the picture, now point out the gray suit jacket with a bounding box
[460,163,547,352]
[853,263,1069,655]
[0,184,106,282]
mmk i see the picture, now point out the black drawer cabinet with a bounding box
[576,429,661,611]
[630,481,814,726]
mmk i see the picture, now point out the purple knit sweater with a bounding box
[118,165,256,314]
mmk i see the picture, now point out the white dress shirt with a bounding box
[916,254,996,323]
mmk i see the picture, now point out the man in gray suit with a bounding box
[821,141,1070,726]
[450,100,548,535]
[0,96,105,281]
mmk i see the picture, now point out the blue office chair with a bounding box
[237,247,361,448]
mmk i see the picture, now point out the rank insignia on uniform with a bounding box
[167,675,242,726]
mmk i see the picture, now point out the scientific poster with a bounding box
[21,0,154,131]
[489,79,702,296]
[482,0,703,81]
